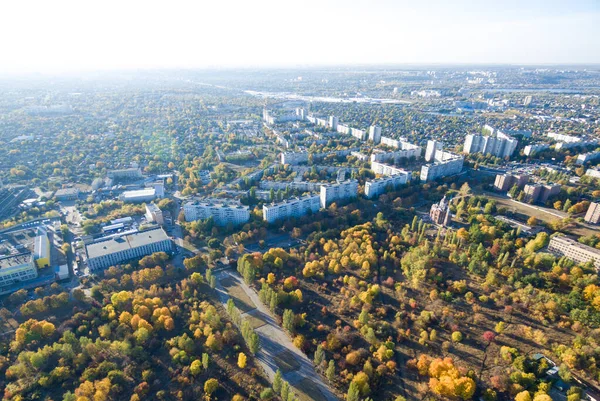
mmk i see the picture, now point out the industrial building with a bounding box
[548,235,600,269]
[319,180,358,208]
[365,174,410,199]
[0,253,38,293]
[585,202,600,224]
[119,183,164,203]
[85,227,173,272]
[262,194,321,223]
[34,227,51,268]
[183,200,250,226]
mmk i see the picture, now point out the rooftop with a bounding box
[86,228,170,259]
[0,253,33,270]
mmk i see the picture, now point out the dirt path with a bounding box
[215,270,339,401]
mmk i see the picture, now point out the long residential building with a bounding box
[548,235,600,269]
[576,151,600,165]
[0,253,38,294]
[463,129,518,159]
[320,180,358,208]
[523,144,550,156]
[262,194,321,223]
[365,174,410,199]
[420,150,464,182]
[108,168,143,180]
[585,202,600,224]
[370,144,421,163]
[586,168,600,179]
[183,200,250,226]
[371,161,410,177]
[281,152,309,165]
[86,228,173,272]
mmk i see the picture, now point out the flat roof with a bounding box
[122,188,155,197]
[0,253,33,270]
[86,228,170,259]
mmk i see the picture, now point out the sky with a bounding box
[0,0,599,74]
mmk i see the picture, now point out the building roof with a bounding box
[55,188,79,196]
[0,253,33,270]
[86,228,170,259]
[146,203,161,213]
[185,200,248,210]
[121,188,155,198]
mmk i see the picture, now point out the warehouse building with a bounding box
[86,227,173,272]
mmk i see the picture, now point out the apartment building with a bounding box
[262,194,321,223]
[463,130,518,159]
[86,228,173,272]
[145,203,164,225]
[585,202,600,224]
[371,161,410,177]
[368,125,382,144]
[420,152,464,182]
[183,200,250,226]
[523,144,550,156]
[425,140,443,162]
[494,173,529,192]
[548,235,600,269]
[522,183,561,203]
[107,168,143,180]
[365,174,410,199]
[320,180,358,208]
[0,253,38,294]
[280,152,309,165]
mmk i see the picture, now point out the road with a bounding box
[214,270,339,401]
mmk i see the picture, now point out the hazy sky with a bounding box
[1,0,599,73]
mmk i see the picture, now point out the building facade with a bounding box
[548,235,600,269]
[365,174,409,199]
[262,194,321,223]
[280,152,309,165]
[430,196,451,226]
[183,200,250,226]
[369,125,382,144]
[463,131,518,159]
[0,253,38,294]
[86,228,173,272]
[145,203,164,225]
[371,161,410,177]
[319,180,358,208]
[523,144,550,156]
[494,173,529,192]
[34,227,51,268]
[585,202,600,224]
[425,140,443,162]
[420,153,464,182]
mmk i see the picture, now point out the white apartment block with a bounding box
[262,194,321,223]
[371,161,409,176]
[370,146,421,164]
[369,125,382,144]
[555,139,598,150]
[548,235,600,269]
[420,151,464,182]
[328,116,339,130]
[145,203,164,225]
[86,228,173,272]
[425,140,443,162]
[280,152,309,165]
[463,130,518,159]
[547,132,581,143]
[0,254,38,294]
[320,180,358,208]
[365,174,410,199]
[576,152,600,165]
[108,168,143,180]
[586,168,600,179]
[183,200,250,226]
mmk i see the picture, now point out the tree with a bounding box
[273,369,282,394]
[204,378,218,397]
[515,391,532,401]
[314,344,325,366]
[190,360,202,376]
[451,331,463,343]
[326,360,335,382]
[283,309,295,333]
[527,216,538,226]
[202,353,210,370]
[238,353,247,369]
[347,382,360,401]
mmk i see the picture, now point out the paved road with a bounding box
[214,270,339,401]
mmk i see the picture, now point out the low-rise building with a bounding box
[320,180,358,208]
[54,187,79,201]
[108,168,143,180]
[145,203,164,225]
[365,174,409,199]
[183,200,250,226]
[548,235,600,269]
[523,183,561,203]
[430,196,451,226]
[585,202,600,224]
[280,152,309,165]
[0,253,38,294]
[262,194,321,223]
[86,227,173,272]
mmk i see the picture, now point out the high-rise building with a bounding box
[320,180,358,208]
[328,116,339,131]
[262,194,321,223]
[522,183,561,203]
[420,152,464,182]
[145,203,164,225]
[463,129,518,159]
[430,196,451,226]
[523,144,550,156]
[183,200,250,226]
[548,235,600,268]
[585,202,600,224]
[369,125,382,144]
[365,174,410,199]
[371,161,410,176]
[425,140,443,162]
[494,173,529,192]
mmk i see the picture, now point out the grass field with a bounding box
[219,276,256,313]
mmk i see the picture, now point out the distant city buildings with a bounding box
[586,168,600,179]
[0,253,38,294]
[429,196,451,226]
[463,127,518,159]
[320,180,358,208]
[585,202,600,224]
[576,151,600,165]
[86,227,173,272]
[494,172,529,192]
[183,200,250,226]
[262,194,321,223]
[548,235,600,269]
[365,174,409,199]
